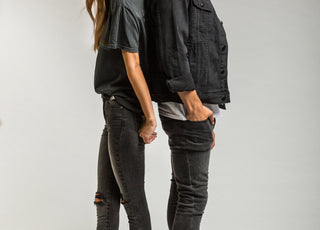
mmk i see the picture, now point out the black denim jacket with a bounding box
[147,0,230,109]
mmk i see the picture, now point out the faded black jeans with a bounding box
[160,115,215,230]
[95,95,151,230]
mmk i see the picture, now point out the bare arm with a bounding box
[121,50,157,144]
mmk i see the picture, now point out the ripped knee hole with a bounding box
[94,192,105,204]
[94,192,127,204]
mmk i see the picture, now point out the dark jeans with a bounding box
[95,95,151,230]
[160,115,215,230]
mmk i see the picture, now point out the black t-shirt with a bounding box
[94,0,148,114]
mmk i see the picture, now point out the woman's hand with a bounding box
[121,50,157,144]
[139,118,157,144]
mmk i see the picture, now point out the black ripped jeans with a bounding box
[160,115,215,230]
[95,95,151,230]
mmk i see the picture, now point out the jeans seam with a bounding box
[186,151,195,223]
[106,107,128,227]
[105,167,113,230]
[112,117,133,214]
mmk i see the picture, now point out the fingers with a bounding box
[144,138,151,144]
[203,106,214,124]
[140,132,157,144]
[144,136,156,144]
[210,130,215,150]
[148,135,156,143]
[208,113,215,124]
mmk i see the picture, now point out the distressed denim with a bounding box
[160,115,215,230]
[95,95,151,230]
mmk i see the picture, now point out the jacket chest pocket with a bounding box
[192,0,214,38]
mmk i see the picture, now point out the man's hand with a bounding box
[186,105,214,124]
[177,90,216,150]
[210,130,215,150]
[177,90,215,124]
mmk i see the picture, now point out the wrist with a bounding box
[144,116,157,126]
[186,101,203,115]
[177,90,203,114]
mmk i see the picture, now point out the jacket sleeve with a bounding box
[162,0,195,93]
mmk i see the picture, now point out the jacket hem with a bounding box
[151,89,230,109]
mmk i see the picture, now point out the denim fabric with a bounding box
[95,95,151,230]
[160,115,215,230]
[147,0,230,109]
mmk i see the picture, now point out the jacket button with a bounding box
[200,2,204,6]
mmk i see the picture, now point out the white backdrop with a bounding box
[0,0,319,229]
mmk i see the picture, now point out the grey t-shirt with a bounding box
[158,102,221,121]
[94,0,148,114]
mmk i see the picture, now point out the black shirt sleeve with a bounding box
[100,1,140,53]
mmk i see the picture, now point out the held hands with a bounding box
[139,117,157,144]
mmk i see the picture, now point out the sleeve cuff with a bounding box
[166,72,195,93]
[99,41,139,53]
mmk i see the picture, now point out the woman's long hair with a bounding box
[86,0,110,51]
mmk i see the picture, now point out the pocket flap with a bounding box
[192,0,213,12]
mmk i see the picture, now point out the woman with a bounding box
[86,0,156,229]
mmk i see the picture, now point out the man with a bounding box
[147,0,230,229]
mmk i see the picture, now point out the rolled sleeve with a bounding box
[166,72,195,92]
